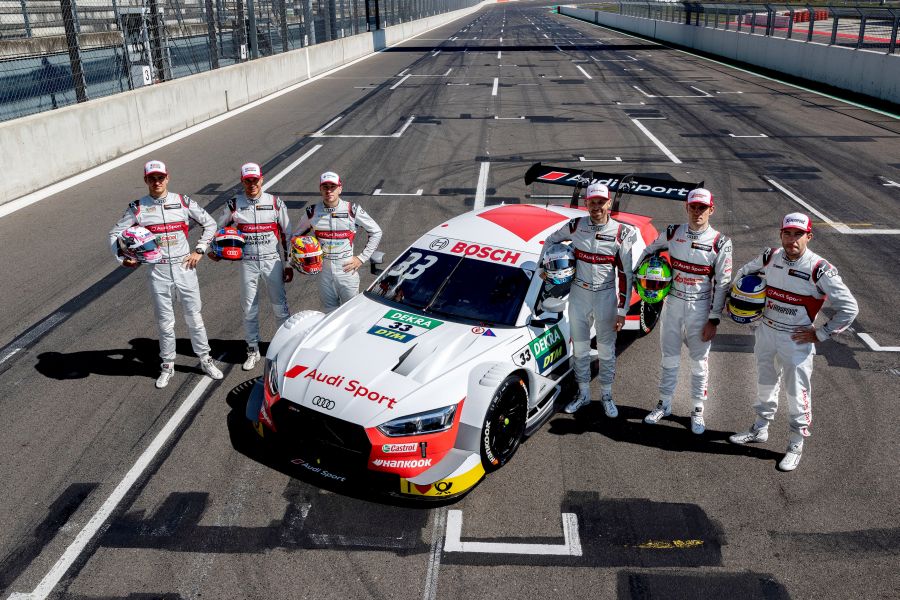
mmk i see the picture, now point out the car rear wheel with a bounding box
[480,374,528,472]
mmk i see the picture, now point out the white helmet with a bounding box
[542,243,575,285]
[118,226,162,263]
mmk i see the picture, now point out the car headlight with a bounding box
[264,357,279,398]
[377,405,457,437]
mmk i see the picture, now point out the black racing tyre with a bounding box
[480,374,528,473]
[638,298,664,335]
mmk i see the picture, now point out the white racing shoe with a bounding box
[690,407,706,435]
[242,348,261,371]
[564,387,591,414]
[778,440,804,472]
[155,363,174,389]
[199,355,224,380]
[644,402,671,425]
[600,391,618,418]
[729,423,769,445]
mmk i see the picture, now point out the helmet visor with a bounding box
[133,240,158,253]
[639,277,670,291]
[544,257,573,271]
[216,238,245,248]
[301,256,322,267]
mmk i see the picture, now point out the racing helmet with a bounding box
[211,227,245,260]
[634,255,673,304]
[542,243,576,285]
[726,274,766,324]
[117,225,162,264]
[290,235,323,274]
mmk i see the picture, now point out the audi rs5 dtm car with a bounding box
[245,165,700,499]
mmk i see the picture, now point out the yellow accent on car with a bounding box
[400,463,486,498]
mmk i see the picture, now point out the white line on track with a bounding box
[858,333,900,352]
[373,188,424,196]
[579,156,622,162]
[631,119,681,164]
[494,116,524,120]
[262,144,322,190]
[497,50,502,59]
[431,50,441,57]
[0,313,65,367]
[474,162,490,210]
[421,508,447,600]
[491,78,499,96]
[390,74,411,90]
[8,362,222,600]
[729,133,768,138]
[633,85,711,98]
[575,65,592,79]
[398,68,410,76]
[444,510,582,555]
[312,115,415,138]
[765,177,900,235]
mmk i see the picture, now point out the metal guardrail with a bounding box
[0,0,478,123]
[614,2,900,53]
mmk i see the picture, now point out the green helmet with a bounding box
[634,255,672,304]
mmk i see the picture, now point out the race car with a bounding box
[245,163,700,499]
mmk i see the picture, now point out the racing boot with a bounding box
[778,436,804,472]
[644,400,671,425]
[564,383,592,414]
[600,389,618,418]
[690,406,706,435]
[155,362,174,389]
[199,355,224,380]
[242,347,261,371]
[729,422,769,445]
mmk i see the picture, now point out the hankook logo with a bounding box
[311,395,335,410]
[430,237,450,251]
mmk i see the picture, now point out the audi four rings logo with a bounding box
[311,395,335,410]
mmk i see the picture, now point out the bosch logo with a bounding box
[311,395,335,410]
[430,237,450,251]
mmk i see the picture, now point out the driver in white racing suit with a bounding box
[213,162,291,371]
[728,213,858,472]
[540,182,636,418]
[292,171,382,312]
[109,160,223,388]
[637,188,733,435]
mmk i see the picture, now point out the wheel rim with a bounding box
[489,388,526,461]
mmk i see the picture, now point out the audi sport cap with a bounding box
[144,160,167,177]
[320,171,341,187]
[585,182,610,200]
[782,212,812,232]
[686,188,713,206]
[241,162,262,181]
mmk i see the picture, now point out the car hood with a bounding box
[279,299,524,425]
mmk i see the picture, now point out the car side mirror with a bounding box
[530,295,567,328]
[370,251,385,275]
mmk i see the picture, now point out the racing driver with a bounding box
[638,188,733,435]
[212,162,292,371]
[541,182,637,418]
[292,171,382,311]
[729,212,858,472]
[109,160,223,388]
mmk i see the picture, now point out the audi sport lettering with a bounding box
[285,366,398,408]
[449,242,521,264]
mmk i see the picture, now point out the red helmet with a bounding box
[290,235,323,274]
[212,227,245,260]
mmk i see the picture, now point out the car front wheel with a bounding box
[480,374,528,472]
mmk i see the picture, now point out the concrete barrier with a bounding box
[560,6,900,106]
[0,3,486,207]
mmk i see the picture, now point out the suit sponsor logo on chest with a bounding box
[691,242,712,251]
[596,234,616,241]
[789,269,810,281]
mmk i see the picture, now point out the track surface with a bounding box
[1,3,899,599]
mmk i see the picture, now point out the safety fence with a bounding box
[611,2,900,53]
[0,0,478,122]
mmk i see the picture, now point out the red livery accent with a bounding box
[284,365,308,378]
[316,229,355,240]
[538,171,570,181]
[766,286,826,321]
[146,222,189,235]
[477,205,568,242]
[574,249,615,264]
[671,258,713,276]
[449,242,521,264]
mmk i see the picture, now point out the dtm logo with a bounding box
[311,395,335,410]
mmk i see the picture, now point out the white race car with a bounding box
[246,165,699,499]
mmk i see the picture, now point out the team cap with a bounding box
[686,188,713,206]
[241,162,262,180]
[320,171,341,186]
[585,182,610,200]
[781,212,812,232]
[144,160,167,176]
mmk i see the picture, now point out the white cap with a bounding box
[585,182,609,200]
[686,188,713,206]
[241,162,262,180]
[144,160,167,176]
[320,171,341,186]
[781,212,811,232]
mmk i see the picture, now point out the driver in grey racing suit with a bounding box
[292,171,382,312]
[728,212,858,472]
[637,188,733,435]
[541,182,636,418]
[213,162,291,371]
[109,160,223,389]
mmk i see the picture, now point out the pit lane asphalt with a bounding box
[1,2,898,599]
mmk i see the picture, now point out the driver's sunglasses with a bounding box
[320,183,339,191]
[243,178,261,185]
[146,174,166,182]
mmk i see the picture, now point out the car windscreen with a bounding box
[365,248,533,326]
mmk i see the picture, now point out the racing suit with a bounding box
[217,192,291,348]
[293,198,382,311]
[109,192,217,362]
[543,217,636,390]
[637,224,732,408]
[735,247,858,437]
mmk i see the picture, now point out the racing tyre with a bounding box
[480,374,528,472]
[638,298,663,335]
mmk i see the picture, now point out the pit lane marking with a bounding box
[373,188,424,196]
[575,65,593,79]
[765,177,900,235]
[312,115,416,138]
[8,356,225,600]
[579,156,622,162]
[261,144,322,190]
[390,74,411,90]
[631,118,682,164]
[443,510,582,556]
[633,85,712,98]
[474,162,490,210]
[728,133,768,138]
[492,78,499,96]
[857,333,900,352]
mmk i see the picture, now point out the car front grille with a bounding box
[271,401,372,470]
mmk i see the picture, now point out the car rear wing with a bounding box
[524,163,704,211]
